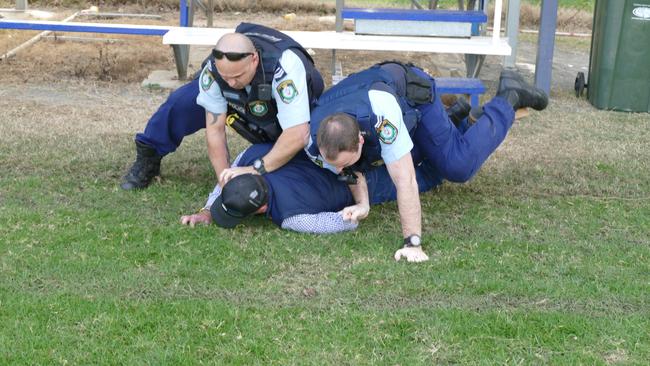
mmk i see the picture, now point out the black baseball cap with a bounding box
[210,174,269,228]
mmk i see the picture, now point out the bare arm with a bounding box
[219,122,309,184]
[205,111,230,181]
[385,152,421,238]
[386,153,428,262]
[340,173,370,223]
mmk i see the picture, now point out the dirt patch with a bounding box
[1,10,472,85]
[1,33,171,82]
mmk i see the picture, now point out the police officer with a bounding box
[120,22,324,190]
[305,64,548,263]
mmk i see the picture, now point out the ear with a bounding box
[359,133,364,146]
[255,203,268,214]
[251,51,260,66]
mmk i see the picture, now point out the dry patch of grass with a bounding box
[519,3,593,32]
[481,3,594,32]
[473,91,650,200]
[0,0,336,13]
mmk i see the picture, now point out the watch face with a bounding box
[254,159,263,170]
[253,159,266,174]
[410,235,421,246]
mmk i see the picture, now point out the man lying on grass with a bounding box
[180,142,444,262]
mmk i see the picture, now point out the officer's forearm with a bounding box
[349,173,370,208]
[261,122,309,173]
[205,112,230,178]
[395,177,421,238]
[387,155,421,238]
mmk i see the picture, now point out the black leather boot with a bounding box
[496,69,549,111]
[446,97,471,127]
[468,106,484,126]
[120,141,162,190]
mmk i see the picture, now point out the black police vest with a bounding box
[308,62,429,173]
[207,23,324,144]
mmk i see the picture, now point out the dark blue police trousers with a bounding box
[406,67,515,185]
[367,81,515,205]
[135,78,206,156]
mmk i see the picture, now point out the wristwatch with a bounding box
[403,235,421,248]
[253,158,267,175]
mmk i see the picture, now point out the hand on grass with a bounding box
[339,203,369,223]
[180,210,212,227]
[394,246,429,263]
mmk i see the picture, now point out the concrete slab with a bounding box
[0,8,56,20]
[143,45,212,90]
[141,69,184,90]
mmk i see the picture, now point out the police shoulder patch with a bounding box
[376,118,398,144]
[276,80,298,104]
[200,69,214,91]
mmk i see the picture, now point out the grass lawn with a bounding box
[4,0,643,363]
[1,80,649,364]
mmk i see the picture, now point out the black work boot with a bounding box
[468,106,484,126]
[120,141,162,190]
[446,97,471,127]
[496,69,549,111]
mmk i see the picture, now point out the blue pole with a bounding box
[534,0,558,94]
[180,0,188,27]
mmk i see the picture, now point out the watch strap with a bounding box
[403,235,421,248]
[253,158,267,175]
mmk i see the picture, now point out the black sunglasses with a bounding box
[212,49,254,61]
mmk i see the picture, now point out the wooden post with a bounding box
[207,0,214,27]
[410,0,423,9]
[332,0,344,81]
[16,0,28,11]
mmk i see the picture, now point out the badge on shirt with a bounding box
[376,118,398,144]
[200,69,214,91]
[276,80,298,104]
[248,101,269,117]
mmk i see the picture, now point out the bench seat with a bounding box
[435,77,486,106]
[341,8,487,23]
[0,19,171,35]
[341,8,487,37]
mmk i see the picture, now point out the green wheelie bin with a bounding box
[579,0,650,112]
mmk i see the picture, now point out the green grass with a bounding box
[1,86,649,364]
[526,0,593,11]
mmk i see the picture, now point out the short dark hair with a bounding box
[316,113,360,161]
